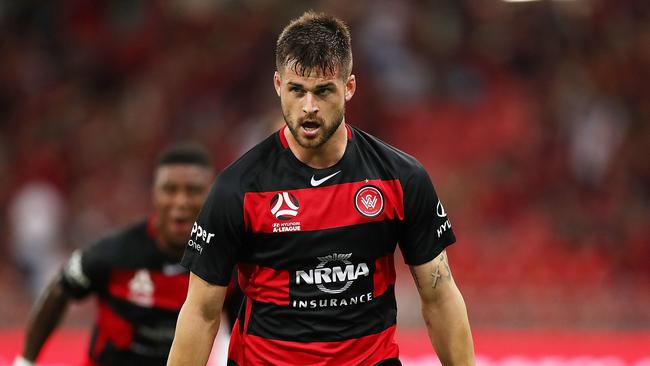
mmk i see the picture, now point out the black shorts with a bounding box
[375,358,402,366]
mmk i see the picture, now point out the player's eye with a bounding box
[315,88,331,96]
[289,86,302,93]
[186,185,204,195]
[162,185,177,194]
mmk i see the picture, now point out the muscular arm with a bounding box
[20,273,71,362]
[167,272,227,366]
[409,250,475,366]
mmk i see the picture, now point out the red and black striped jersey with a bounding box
[182,125,455,366]
[61,219,188,366]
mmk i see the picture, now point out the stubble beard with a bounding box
[283,107,345,149]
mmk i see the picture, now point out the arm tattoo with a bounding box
[431,251,452,289]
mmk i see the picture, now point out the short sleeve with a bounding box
[60,244,108,299]
[181,174,243,286]
[398,165,456,265]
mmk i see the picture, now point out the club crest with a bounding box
[354,185,384,218]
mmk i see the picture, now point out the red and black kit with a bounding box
[61,220,188,366]
[182,125,456,366]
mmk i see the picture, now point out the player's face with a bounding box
[153,165,212,248]
[274,65,356,149]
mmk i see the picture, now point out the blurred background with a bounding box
[1,0,649,364]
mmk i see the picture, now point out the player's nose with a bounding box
[302,93,319,114]
[171,190,191,208]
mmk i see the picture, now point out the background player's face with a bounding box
[152,164,213,248]
[274,65,356,149]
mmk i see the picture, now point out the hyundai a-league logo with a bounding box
[354,185,384,217]
[270,192,300,220]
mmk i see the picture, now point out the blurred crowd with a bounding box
[1,0,648,328]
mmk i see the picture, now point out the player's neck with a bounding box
[285,121,348,169]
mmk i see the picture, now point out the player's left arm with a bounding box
[409,250,475,366]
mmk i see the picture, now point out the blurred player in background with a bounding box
[169,11,475,366]
[14,143,218,366]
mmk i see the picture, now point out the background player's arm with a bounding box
[409,250,475,366]
[167,272,227,366]
[17,274,71,364]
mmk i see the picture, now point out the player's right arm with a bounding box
[16,245,103,366]
[167,272,227,366]
[15,274,71,365]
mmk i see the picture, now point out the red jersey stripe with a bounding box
[279,126,289,148]
[373,254,396,298]
[238,263,290,306]
[228,323,399,366]
[93,302,133,356]
[108,270,188,310]
[237,254,394,307]
[243,179,404,233]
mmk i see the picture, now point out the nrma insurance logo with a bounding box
[292,253,373,309]
[270,192,301,233]
[296,253,369,294]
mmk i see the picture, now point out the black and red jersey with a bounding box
[182,125,456,365]
[61,219,188,366]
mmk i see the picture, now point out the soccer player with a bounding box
[14,144,214,366]
[168,11,475,366]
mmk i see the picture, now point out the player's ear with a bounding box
[345,74,356,102]
[273,71,282,97]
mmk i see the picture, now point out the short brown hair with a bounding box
[276,11,353,78]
